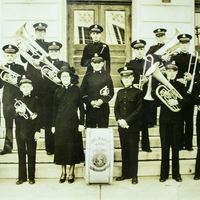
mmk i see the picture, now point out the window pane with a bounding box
[105,11,125,45]
[74,10,94,44]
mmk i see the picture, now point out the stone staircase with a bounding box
[0,88,198,179]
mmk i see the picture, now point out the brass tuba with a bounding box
[14,98,38,120]
[0,64,20,87]
[145,62,183,112]
[15,23,61,85]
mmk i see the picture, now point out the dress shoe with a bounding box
[16,179,26,185]
[116,176,128,181]
[29,179,35,184]
[186,147,193,151]
[131,177,138,184]
[159,178,167,182]
[194,175,200,180]
[174,176,182,182]
[0,150,12,155]
[142,148,152,153]
[68,174,75,184]
[59,174,67,183]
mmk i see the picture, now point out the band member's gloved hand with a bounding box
[184,72,192,81]
[177,78,187,85]
[118,119,129,129]
[78,125,85,132]
[168,99,178,106]
[32,58,41,70]
[16,105,26,115]
[91,100,100,108]
[141,75,148,85]
[95,99,103,107]
[34,131,41,141]
[8,75,18,85]
[51,127,55,134]
[161,54,171,62]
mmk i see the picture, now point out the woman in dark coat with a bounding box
[52,66,85,184]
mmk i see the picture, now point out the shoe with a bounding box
[174,176,182,182]
[16,179,26,185]
[0,150,12,155]
[186,147,193,151]
[142,148,152,153]
[47,151,54,155]
[116,176,128,181]
[131,177,138,184]
[194,175,200,180]
[59,174,66,183]
[68,174,75,184]
[159,178,166,182]
[29,179,35,184]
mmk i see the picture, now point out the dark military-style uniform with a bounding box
[81,24,110,73]
[80,70,114,128]
[15,89,41,183]
[171,34,199,150]
[0,45,26,154]
[114,67,143,182]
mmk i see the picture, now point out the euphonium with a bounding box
[14,98,38,120]
[15,23,61,85]
[0,64,20,87]
[145,62,183,112]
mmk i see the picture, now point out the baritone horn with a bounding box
[145,62,183,112]
[15,23,61,85]
[14,98,38,120]
[0,64,20,87]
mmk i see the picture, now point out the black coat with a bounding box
[0,63,26,117]
[53,85,84,165]
[146,43,165,55]
[81,42,110,73]
[114,87,143,132]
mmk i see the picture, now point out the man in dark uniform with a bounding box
[126,39,152,152]
[81,24,110,73]
[171,33,199,151]
[15,75,41,185]
[146,28,167,127]
[146,28,167,55]
[20,22,54,155]
[158,62,189,182]
[80,54,114,128]
[114,66,143,184]
[0,44,26,155]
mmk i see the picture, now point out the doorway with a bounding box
[67,2,132,86]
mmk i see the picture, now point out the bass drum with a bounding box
[85,128,114,184]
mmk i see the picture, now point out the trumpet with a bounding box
[15,23,61,85]
[0,64,20,87]
[14,98,38,120]
[145,62,183,112]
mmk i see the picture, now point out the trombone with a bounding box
[14,98,38,120]
[15,23,61,86]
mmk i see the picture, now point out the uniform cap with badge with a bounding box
[2,44,18,54]
[177,34,192,44]
[131,40,146,49]
[153,28,167,37]
[33,22,48,31]
[118,66,134,76]
[89,24,104,33]
[19,75,32,86]
[91,53,104,63]
[48,41,62,51]
[166,61,178,71]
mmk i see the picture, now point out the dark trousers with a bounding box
[119,127,140,178]
[181,106,194,149]
[86,105,109,128]
[195,111,200,176]
[3,108,15,151]
[16,128,37,180]
[148,101,157,126]
[39,94,54,153]
[159,122,181,179]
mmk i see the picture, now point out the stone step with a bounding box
[0,148,197,164]
[0,160,195,179]
[0,135,198,151]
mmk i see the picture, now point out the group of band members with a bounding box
[0,22,200,185]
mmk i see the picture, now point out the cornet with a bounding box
[14,98,38,120]
[15,23,61,86]
[0,64,20,87]
[145,62,183,112]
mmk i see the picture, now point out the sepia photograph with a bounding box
[0,0,200,199]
